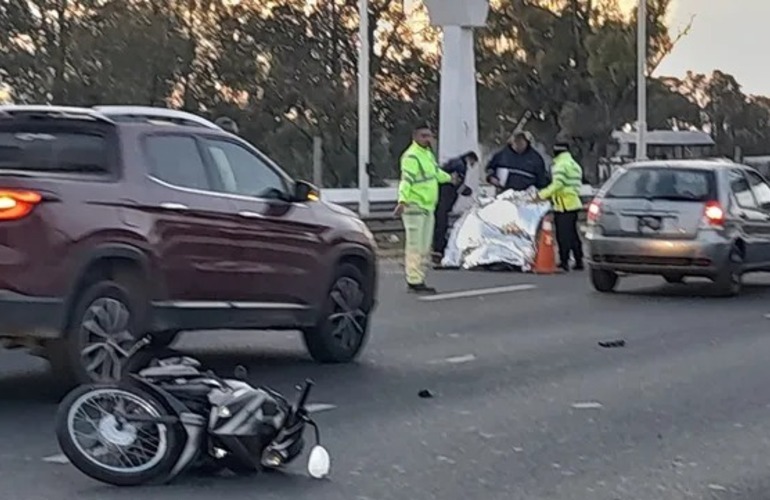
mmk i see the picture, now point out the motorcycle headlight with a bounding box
[217,406,232,418]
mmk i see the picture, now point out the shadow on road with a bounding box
[615,279,770,300]
[72,468,335,500]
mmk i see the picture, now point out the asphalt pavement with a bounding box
[3,262,770,499]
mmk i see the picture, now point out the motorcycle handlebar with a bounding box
[294,379,314,413]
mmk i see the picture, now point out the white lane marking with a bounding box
[571,402,603,410]
[305,403,337,414]
[446,354,476,364]
[429,353,477,365]
[43,453,70,464]
[419,284,536,302]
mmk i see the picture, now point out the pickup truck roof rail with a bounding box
[92,106,223,130]
[0,105,114,124]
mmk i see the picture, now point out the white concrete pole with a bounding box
[357,0,370,216]
[636,0,647,160]
[424,0,489,214]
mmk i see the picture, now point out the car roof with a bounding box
[0,104,226,132]
[623,159,747,171]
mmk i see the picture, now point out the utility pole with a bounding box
[636,0,647,160]
[357,0,370,216]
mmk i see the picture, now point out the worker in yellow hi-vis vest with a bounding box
[393,123,459,294]
[536,142,585,272]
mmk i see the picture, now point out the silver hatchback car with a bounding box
[585,159,770,296]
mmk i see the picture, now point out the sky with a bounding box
[654,0,770,97]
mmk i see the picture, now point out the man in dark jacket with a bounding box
[485,131,548,192]
[432,151,478,263]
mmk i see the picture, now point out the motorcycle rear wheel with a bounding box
[55,384,185,486]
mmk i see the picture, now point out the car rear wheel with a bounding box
[48,277,147,387]
[713,243,744,297]
[302,263,372,363]
[590,267,619,293]
[663,274,685,284]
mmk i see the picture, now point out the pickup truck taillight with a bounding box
[0,189,42,221]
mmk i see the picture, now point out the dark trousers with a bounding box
[554,210,584,267]
[432,184,459,256]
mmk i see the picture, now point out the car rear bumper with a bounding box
[0,290,64,339]
[584,230,731,277]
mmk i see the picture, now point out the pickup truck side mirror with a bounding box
[294,180,320,202]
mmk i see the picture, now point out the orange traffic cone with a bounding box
[533,214,557,274]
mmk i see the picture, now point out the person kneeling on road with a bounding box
[535,142,585,272]
[394,123,460,294]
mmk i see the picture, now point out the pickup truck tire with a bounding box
[48,279,146,386]
[302,263,371,363]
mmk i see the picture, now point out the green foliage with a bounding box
[0,0,767,186]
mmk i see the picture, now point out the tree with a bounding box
[673,70,770,157]
[475,0,691,182]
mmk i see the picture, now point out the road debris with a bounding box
[598,340,626,348]
[418,389,434,399]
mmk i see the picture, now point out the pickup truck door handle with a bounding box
[160,202,188,211]
[238,210,265,219]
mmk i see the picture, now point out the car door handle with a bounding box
[238,210,265,219]
[160,202,188,211]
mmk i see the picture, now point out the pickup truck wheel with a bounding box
[48,280,146,386]
[590,267,619,293]
[303,263,371,363]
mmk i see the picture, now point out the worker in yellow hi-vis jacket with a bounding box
[393,123,459,294]
[537,142,585,272]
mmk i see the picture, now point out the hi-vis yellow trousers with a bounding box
[402,206,435,285]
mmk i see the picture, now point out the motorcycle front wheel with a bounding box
[55,384,185,486]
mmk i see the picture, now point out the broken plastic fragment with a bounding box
[598,340,626,348]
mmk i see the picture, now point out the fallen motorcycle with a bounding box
[54,335,331,486]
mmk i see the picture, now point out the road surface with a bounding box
[2,263,770,499]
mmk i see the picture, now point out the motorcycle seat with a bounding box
[138,364,202,379]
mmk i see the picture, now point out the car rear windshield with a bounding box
[0,127,111,174]
[606,167,717,201]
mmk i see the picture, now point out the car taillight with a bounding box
[702,201,725,227]
[587,199,601,225]
[0,189,42,221]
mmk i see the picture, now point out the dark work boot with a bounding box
[407,283,437,294]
